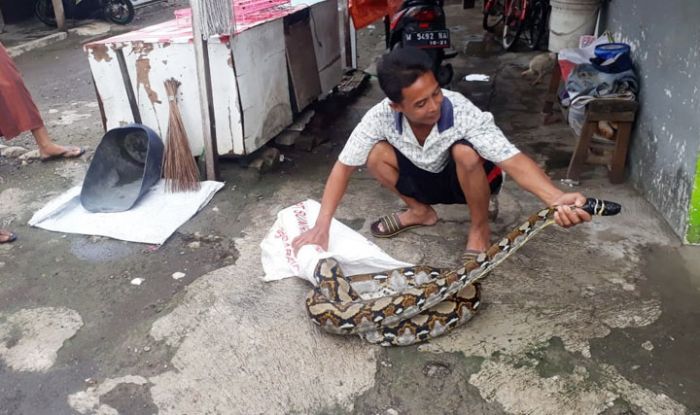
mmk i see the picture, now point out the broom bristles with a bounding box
[163,78,201,193]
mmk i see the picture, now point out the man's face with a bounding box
[391,71,443,127]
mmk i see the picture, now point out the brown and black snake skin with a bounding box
[305,198,621,346]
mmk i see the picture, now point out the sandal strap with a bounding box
[380,213,401,234]
[462,250,484,264]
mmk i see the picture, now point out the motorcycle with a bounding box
[34,0,135,27]
[387,0,457,86]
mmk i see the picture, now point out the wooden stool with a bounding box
[566,99,638,184]
[542,62,638,184]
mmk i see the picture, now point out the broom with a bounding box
[163,78,201,193]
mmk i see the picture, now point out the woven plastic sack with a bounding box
[260,200,412,284]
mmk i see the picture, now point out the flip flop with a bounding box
[0,230,17,244]
[370,211,423,238]
[40,146,85,162]
[462,249,485,264]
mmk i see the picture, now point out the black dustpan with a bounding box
[81,124,164,213]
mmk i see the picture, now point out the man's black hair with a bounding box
[377,47,434,103]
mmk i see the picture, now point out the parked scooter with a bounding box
[34,0,135,27]
[387,0,457,86]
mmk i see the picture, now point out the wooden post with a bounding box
[189,3,220,180]
[51,0,67,31]
[0,7,6,33]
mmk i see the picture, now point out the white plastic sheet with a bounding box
[260,200,412,284]
[29,181,224,244]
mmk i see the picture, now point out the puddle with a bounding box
[70,238,140,263]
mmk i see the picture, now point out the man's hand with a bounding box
[292,225,330,254]
[551,192,592,228]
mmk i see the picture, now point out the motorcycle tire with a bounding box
[526,0,549,50]
[104,0,135,25]
[501,1,524,51]
[482,0,504,33]
[436,63,453,87]
[34,0,58,27]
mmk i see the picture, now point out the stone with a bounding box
[0,146,29,158]
[296,133,327,152]
[275,130,301,146]
[248,158,265,171]
[188,241,201,249]
[287,110,315,132]
[423,362,452,378]
[249,147,281,173]
[262,147,281,167]
[19,149,41,161]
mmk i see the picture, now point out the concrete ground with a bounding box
[1,3,700,415]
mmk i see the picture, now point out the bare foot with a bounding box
[466,222,490,253]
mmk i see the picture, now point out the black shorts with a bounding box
[394,140,503,205]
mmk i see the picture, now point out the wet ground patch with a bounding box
[590,245,700,412]
[346,348,507,415]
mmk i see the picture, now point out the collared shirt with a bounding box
[338,89,520,173]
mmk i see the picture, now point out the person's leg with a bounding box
[451,143,491,252]
[32,126,83,159]
[366,141,438,231]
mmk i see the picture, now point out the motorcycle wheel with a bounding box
[525,0,549,50]
[501,0,524,50]
[104,0,134,25]
[436,63,453,87]
[34,0,58,27]
[482,0,503,33]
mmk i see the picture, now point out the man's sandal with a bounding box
[462,249,485,264]
[370,211,423,238]
[0,230,17,244]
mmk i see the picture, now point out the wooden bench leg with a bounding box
[609,121,632,184]
[542,59,561,116]
[566,120,596,182]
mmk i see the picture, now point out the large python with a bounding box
[306,198,621,346]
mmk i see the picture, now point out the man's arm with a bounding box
[498,153,592,227]
[292,161,357,252]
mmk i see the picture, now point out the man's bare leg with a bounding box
[32,126,82,159]
[451,144,491,252]
[366,141,438,230]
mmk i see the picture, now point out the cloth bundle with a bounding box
[558,37,639,137]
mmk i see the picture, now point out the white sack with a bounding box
[260,200,412,284]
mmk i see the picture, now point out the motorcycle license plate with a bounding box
[403,30,450,48]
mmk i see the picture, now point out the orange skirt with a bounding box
[0,41,44,140]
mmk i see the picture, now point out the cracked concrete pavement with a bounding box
[1,3,700,415]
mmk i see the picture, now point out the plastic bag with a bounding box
[557,33,613,81]
[260,200,413,284]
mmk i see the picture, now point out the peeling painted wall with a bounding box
[601,1,700,241]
